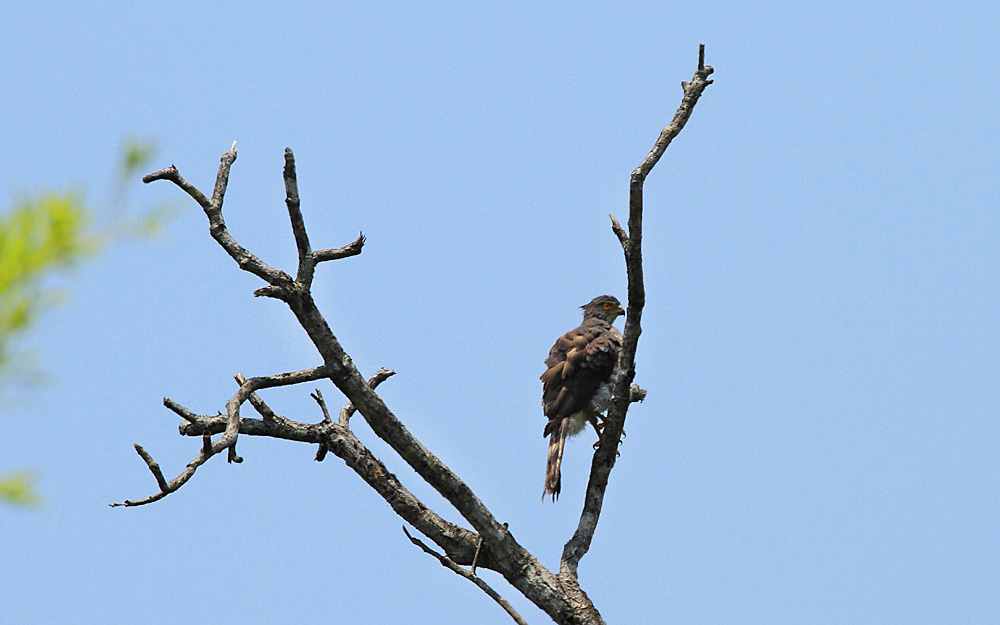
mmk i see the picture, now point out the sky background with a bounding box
[2,2,998,623]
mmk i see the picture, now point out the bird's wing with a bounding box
[541,319,620,435]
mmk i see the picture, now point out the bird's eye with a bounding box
[603,303,611,310]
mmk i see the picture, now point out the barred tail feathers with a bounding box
[543,418,569,501]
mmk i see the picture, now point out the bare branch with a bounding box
[338,367,395,427]
[311,389,333,423]
[132,444,168,492]
[116,365,335,506]
[283,148,315,286]
[240,365,334,391]
[629,383,647,404]
[143,144,293,290]
[163,397,198,423]
[561,44,713,578]
[311,388,333,460]
[142,166,211,211]
[236,372,278,423]
[609,213,628,249]
[111,435,217,508]
[315,232,366,262]
[210,142,237,211]
[313,232,366,262]
[253,285,285,299]
[633,44,714,186]
[403,526,529,625]
[171,405,494,569]
[471,533,484,574]
[144,151,523,577]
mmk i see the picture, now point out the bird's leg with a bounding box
[590,415,625,454]
[587,415,602,442]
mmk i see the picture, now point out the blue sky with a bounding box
[2,2,998,623]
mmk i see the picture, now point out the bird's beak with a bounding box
[618,305,626,317]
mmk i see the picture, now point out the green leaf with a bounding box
[0,471,42,507]
[0,192,100,389]
[120,137,158,181]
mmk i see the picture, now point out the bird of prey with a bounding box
[541,295,624,500]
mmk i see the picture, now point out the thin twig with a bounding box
[111,434,217,508]
[338,368,396,427]
[402,527,528,625]
[236,372,279,424]
[311,388,333,461]
[142,166,211,211]
[314,232,366,262]
[471,534,484,574]
[133,444,168,492]
[163,397,198,423]
[311,389,333,423]
[609,213,628,249]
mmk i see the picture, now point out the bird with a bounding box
[540,295,624,500]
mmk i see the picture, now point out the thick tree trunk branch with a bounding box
[283,287,575,620]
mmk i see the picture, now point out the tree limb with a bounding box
[168,387,498,571]
[143,143,294,292]
[112,365,334,507]
[560,44,714,578]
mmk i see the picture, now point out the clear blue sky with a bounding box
[2,2,998,623]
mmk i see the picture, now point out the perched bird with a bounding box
[541,295,624,500]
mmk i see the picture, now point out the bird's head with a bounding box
[581,295,625,324]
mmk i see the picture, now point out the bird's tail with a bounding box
[543,418,569,501]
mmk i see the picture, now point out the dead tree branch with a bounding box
[142,143,294,294]
[403,526,529,625]
[560,44,714,578]
[116,46,712,625]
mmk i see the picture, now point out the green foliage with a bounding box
[111,136,178,241]
[0,191,100,376]
[0,471,42,507]
[1,137,172,506]
[119,137,158,183]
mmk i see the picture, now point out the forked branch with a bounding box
[117,45,712,625]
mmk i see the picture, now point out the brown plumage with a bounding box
[541,295,624,500]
